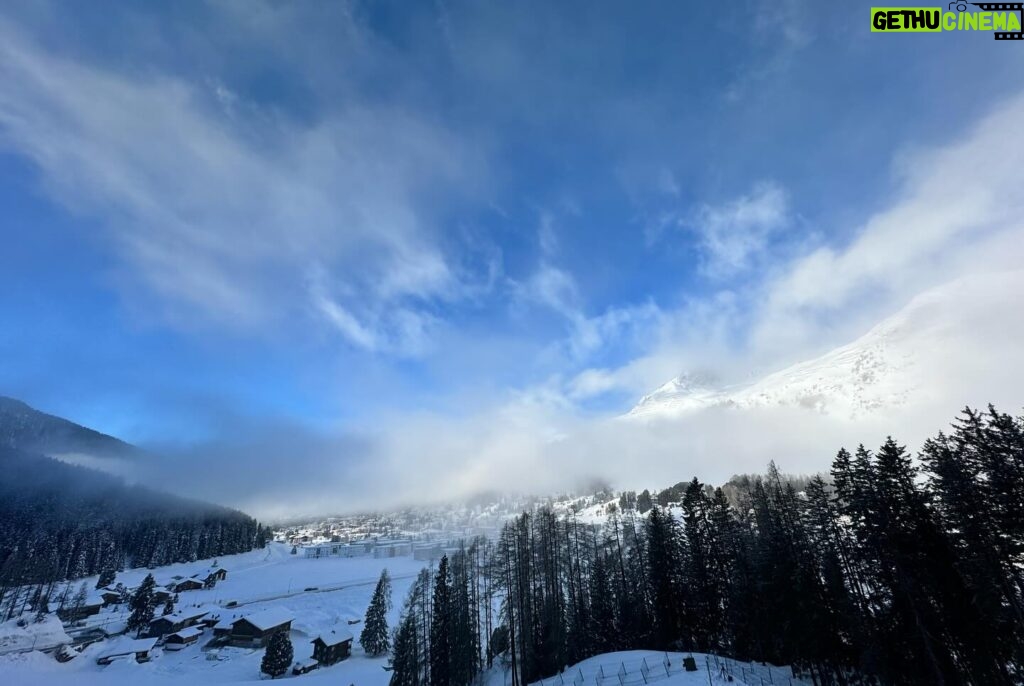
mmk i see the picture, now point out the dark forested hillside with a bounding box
[388,405,1024,686]
[0,445,266,618]
[0,395,142,460]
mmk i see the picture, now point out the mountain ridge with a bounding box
[0,394,144,461]
[629,271,1024,420]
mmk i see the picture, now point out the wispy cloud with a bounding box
[130,89,1024,520]
[0,18,483,352]
[685,181,791,279]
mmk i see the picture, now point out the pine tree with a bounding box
[261,630,293,679]
[645,506,685,650]
[163,595,175,616]
[587,548,616,654]
[95,564,116,590]
[636,489,653,514]
[361,569,393,656]
[391,613,421,686]
[127,573,156,636]
[430,556,452,686]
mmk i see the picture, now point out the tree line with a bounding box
[0,446,267,620]
[387,405,1024,686]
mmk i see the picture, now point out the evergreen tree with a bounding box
[361,569,393,656]
[636,489,653,514]
[95,564,116,590]
[645,506,685,650]
[587,548,616,654]
[261,630,293,679]
[391,613,421,686]
[449,549,479,686]
[430,556,452,686]
[127,573,156,636]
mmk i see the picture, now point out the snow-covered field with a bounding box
[0,542,427,686]
[0,544,809,686]
[520,650,806,686]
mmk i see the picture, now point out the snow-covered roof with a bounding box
[167,626,204,640]
[190,567,226,579]
[313,627,354,645]
[153,608,208,625]
[212,612,241,630]
[294,657,319,669]
[234,608,294,631]
[192,603,223,617]
[97,637,158,658]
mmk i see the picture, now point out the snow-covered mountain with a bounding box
[629,271,1024,420]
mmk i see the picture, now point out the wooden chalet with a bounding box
[311,628,354,666]
[147,608,209,637]
[226,608,293,647]
[163,626,204,650]
[173,578,205,593]
[204,567,228,583]
[96,638,158,665]
[57,594,104,622]
[99,589,124,606]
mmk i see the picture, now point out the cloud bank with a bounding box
[2,7,1023,519]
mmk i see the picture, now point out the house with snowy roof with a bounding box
[225,608,293,647]
[95,637,158,665]
[57,592,105,622]
[311,627,354,666]
[173,578,205,593]
[163,626,205,650]
[146,607,210,637]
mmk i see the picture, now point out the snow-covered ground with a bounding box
[0,542,427,685]
[0,615,71,655]
[519,650,809,686]
[1,545,809,686]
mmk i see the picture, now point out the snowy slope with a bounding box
[0,542,427,686]
[517,650,809,686]
[629,271,1024,420]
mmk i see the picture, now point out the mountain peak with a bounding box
[629,271,1024,421]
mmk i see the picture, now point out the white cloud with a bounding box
[685,181,791,278]
[511,263,580,318]
[538,211,560,257]
[751,93,1024,361]
[0,18,482,351]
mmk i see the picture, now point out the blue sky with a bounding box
[2,1,1024,513]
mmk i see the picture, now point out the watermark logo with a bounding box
[871,3,1023,39]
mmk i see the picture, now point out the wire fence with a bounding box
[533,652,807,686]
